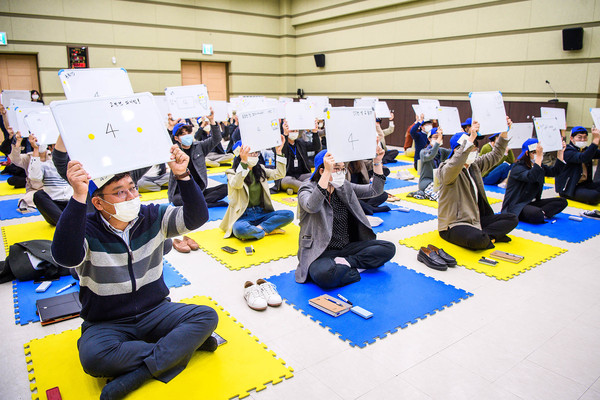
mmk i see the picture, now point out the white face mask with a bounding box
[38,144,48,153]
[318,122,324,129]
[246,156,259,167]
[574,141,587,149]
[330,171,346,188]
[422,125,432,133]
[288,131,299,141]
[465,151,477,165]
[32,94,39,100]
[100,196,141,223]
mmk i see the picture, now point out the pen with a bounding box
[337,294,353,305]
[326,298,341,306]
[56,282,76,294]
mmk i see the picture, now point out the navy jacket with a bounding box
[409,122,429,163]
[555,143,600,197]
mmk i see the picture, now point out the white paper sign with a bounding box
[50,92,173,179]
[8,100,43,132]
[1,90,30,109]
[436,106,463,135]
[325,107,377,163]
[354,98,377,110]
[306,96,329,120]
[285,102,314,130]
[591,108,600,128]
[507,122,533,149]
[540,107,566,130]
[237,107,282,152]
[276,98,292,119]
[238,96,266,112]
[411,104,424,118]
[375,101,391,119]
[165,84,210,119]
[418,99,440,120]
[59,68,134,100]
[152,95,170,122]
[209,100,229,122]
[469,91,508,135]
[15,104,45,136]
[534,117,563,152]
[24,107,60,145]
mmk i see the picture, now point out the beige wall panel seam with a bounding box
[118,0,282,19]
[293,91,600,99]
[290,0,370,19]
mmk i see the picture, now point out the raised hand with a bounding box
[168,144,190,176]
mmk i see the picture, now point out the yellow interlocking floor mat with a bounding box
[270,192,298,207]
[187,224,300,270]
[396,154,414,162]
[545,177,555,185]
[206,165,233,175]
[399,230,567,281]
[139,190,169,202]
[2,221,55,253]
[567,199,600,212]
[394,192,501,209]
[24,296,293,400]
[0,181,26,196]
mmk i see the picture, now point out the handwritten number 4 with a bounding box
[106,123,119,138]
[347,132,359,150]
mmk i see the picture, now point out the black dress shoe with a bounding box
[417,247,448,271]
[428,244,457,267]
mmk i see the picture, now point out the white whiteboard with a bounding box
[354,98,377,110]
[534,117,563,152]
[285,102,314,130]
[375,101,391,119]
[307,96,329,120]
[8,100,42,132]
[436,106,463,135]
[238,107,282,152]
[15,104,45,136]
[50,92,173,180]
[507,122,533,149]
[411,104,424,118]
[1,90,30,109]
[325,107,377,163]
[418,99,440,120]
[469,91,508,135]
[591,108,600,128]
[24,107,61,145]
[152,95,170,122]
[59,68,134,100]
[165,84,210,119]
[209,100,229,122]
[540,107,566,130]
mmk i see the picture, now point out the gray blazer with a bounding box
[295,175,385,283]
[168,124,222,205]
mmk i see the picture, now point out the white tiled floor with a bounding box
[1,167,600,400]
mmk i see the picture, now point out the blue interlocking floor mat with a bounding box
[372,208,436,233]
[266,262,472,348]
[207,205,228,222]
[12,259,190,325]
[516,212,600,243]
[0,174,10,181]
[384,177,417,190]
[209,174,228,184]
[484,184,551,195]
[0,198,40,220]
[384,160,411,166]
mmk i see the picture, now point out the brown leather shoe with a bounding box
[183,235,199,251]
[173,238,191,253]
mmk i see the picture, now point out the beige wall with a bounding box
[0,0,598,127]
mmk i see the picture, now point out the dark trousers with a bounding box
[78,300,218,383]
[570,182,600,205]
[308,240,396,289]
[359,192,390,215]
[204,184,228,208]
[439,213,519,250]
[7,175,26,188]
[33,190,68,226]
[519,198,568,224]
[382,149,399,164]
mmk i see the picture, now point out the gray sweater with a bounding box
[418,142,451,191]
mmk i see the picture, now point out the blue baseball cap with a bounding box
[461,117,472,127]
[448,131,469,158]
[518,138,539,159]
[571,126,587,136]
[488,132,500,141]
[428,127,438,138]
[172,122,185,137]
[312,150,327,178]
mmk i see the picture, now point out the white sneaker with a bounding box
[256,279,282,307]
[366,215,383,227]
[244,281,267,311]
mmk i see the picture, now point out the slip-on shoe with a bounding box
[417,246,448,271]
[427,244,457,267]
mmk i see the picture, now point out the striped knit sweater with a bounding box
[51,179,208,322]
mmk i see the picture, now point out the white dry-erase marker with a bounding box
[56,282,76,294]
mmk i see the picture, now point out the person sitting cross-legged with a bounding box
[51,145,218,400]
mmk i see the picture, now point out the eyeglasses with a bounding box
[332,167,347,174]
[101,186,139,200]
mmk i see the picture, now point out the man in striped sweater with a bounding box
[52,145,217,400]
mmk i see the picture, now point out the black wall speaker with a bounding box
[563,27,583,50]
[314,53,325,67]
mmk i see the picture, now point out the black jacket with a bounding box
[502,159,564,216]
[555,143,600,197]
[281,133,321,177]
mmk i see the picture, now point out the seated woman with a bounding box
[415,127,450,201]
[346,159,392,214]
[220,140,294,240]
[556,126,600,206]
[279,120,321,195]
[295,147,396,289]
[479,133,515,186]
[437,119,518,250]
[502,139,567,223]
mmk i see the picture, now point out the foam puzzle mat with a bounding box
[567,199,600,212]
[12,259,190,325]
[24,296,293,400]
[0,198,40,220]
[270,191,298,207]
[516,212,600,243]
[207,205,228,222]
[483,184,552,195]
[0,173,10,181]
[206,165,233,175]
[187,224,300,270]
[266,262,472,348]
[0,180,26,196]
[2,220,55,253]
[399,230,567,280]
[209,174,228,185]
[139,189,169,202]
[396,154,414,162]
[372,208,437,233]
[384,177,417,190]
[394,191,501,209]
[384,159,411,166]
